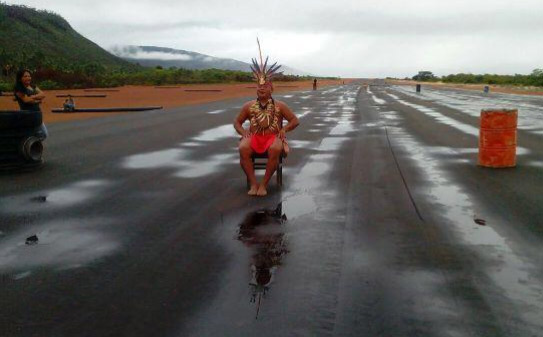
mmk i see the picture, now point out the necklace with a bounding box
[250,98,279,134]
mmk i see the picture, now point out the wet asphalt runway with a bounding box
[1,82,543,337]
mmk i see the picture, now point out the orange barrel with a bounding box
[478,109,517,168]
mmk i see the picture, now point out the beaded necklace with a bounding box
[249,98,280,134]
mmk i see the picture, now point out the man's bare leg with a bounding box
[239,138,258,195]
[257,138,283,196]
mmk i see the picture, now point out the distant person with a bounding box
[14,69,45,112]
[13,69,48,136]
[313,78,317,90]
[234,44,299,196]
[63,95,75,112]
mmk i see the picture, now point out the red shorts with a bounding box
[250,134,276,154]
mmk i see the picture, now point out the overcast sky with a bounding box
[5,0,543,77]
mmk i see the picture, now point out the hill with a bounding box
[0,4,134,75]
[111,45,309,76]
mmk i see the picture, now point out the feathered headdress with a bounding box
[250,38,282,85]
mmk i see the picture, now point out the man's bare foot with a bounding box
[248,185,258,196]
[256,185,267,196]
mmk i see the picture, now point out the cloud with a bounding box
[110,46,194,60]
[4,0,543,77]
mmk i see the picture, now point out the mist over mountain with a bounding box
[110,46,309,76]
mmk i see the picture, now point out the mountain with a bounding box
[111,45,309,76]
[0,4,133,71]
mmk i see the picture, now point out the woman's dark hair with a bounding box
[13,68,34,93]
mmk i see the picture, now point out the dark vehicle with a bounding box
[0,110,47,170]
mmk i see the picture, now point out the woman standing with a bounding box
[13,69,48,137]
[14,69,45,111]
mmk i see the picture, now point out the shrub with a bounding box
[38,79,61,89]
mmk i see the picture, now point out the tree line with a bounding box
[0,59,312,92]
[409,69,543,87]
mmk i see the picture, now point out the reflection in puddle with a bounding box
[46,180,107,205]
[123,145,237,178]
[371,95,386,105]
[281,194,318,220]
[123,148,188,169]
[179,142,202,147]
[0,218,118,272]
[289,140,313,148]
[329,121,354,136]
[175,153,237,178]
[1,180,109,214]
[317,137,349,151]
[383,108,543,330]
[237,203,288,319]
[192,124,236,142]
[388,94,531,155]
[207,109,226,115]
[392,85,543,136]
[13,271,31,280]
[527,160,543,168]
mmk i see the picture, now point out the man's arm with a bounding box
[234,102,253,138]
[278,101,299,140]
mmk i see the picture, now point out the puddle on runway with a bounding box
[383,109,543,330]
[207,109,226,115]
[1,180,109,214]
[388,94,531,155]
[281,194,318,220]
[174,153,237,178]
[237,203,288,319]
[13,271,32,280]
[329,122,355,136]
[179,142,202,147]
[297,109,312,119]
[0,218,119,273]
[371,95,386,105]
[123,148,188,169]
[192,124,237,142]
[526,160,543,168]
[391,85,543,137]
[288,140,313,148]
[317,137,349,151]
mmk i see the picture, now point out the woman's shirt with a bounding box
[15,86,41,111]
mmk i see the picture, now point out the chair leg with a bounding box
[247,157,254,189]
[277,164,282,187]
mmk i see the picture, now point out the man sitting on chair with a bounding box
[234,44,299,196]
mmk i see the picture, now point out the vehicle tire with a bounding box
[0,110,43,130]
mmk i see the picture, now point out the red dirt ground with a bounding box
[0,80,348,124]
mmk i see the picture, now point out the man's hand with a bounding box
[242,129,252,138]
[278,129,286,140]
